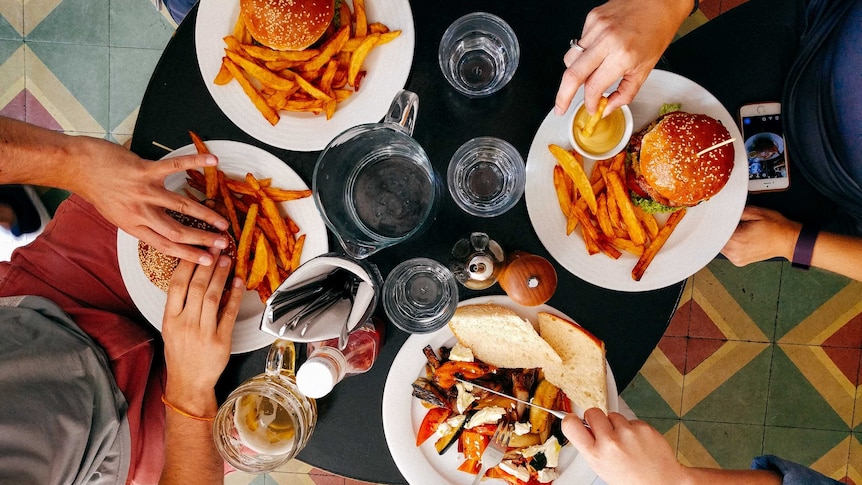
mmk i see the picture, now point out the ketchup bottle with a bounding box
[295,317,385,398]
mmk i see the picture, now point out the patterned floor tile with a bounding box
[625,337,685,418]
[777,267,858,341]
[109,0,174,49]
[0,1,23,40]
[767,345,852,431]
[779,280,862,346]
[679,421,764,470]
[26,42,107,132]
[109,46,162,133]
[25,0,108,44]
[849,434,862,483]
[763,427,850,481]
[682,341,771,424]
[700,259,781,341]
[0,40,24,119]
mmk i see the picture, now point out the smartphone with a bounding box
[738,102,791,192]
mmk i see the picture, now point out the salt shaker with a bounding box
[295,317,385,398]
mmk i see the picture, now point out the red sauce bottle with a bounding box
[295,317,385,398]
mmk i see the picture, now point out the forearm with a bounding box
[0,116,105,194]
[683,467,782,484]
[809,231,862,281]
[160,387,223,484]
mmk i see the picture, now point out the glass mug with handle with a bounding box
[312,90,442,259]
[213,339,317,473]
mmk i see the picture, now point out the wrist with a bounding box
[164,384,218,418]
[791,224,819,270]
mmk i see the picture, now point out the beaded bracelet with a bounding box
[161,394,216,422]
[791,224,819,270]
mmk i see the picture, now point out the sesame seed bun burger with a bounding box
[138,211,237,292]
[626,110,735,213]
[240,0,336,51]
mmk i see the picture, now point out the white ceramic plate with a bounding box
[116,140,329,353]
[195,0,415,151]
[382,295,618,485]
[525,69,748,292]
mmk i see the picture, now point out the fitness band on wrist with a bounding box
[690,0,700,15]
[161,394,216,421]
[791,224,819,270]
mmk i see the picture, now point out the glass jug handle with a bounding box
[265,339,297,378]
[384,90,419,136]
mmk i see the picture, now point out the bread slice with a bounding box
[448,304,562,369]
[537,312,608,412]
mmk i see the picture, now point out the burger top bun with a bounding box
[639,111,734,207]
[240,0,335,51]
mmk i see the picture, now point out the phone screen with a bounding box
[740,112,788,181]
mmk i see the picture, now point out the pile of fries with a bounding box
[549,144,687,281]
[214,0,400,124]
[187,132,312,302]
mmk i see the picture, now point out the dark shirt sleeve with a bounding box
[750,455,842,484]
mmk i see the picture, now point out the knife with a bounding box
[454,377,570,420]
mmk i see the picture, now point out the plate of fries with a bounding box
[195,0,415,151]
[525,70,748,292]
[117,140,329,353]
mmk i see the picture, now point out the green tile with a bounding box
[0,6,22,41]
[767,347,849,431]
[684,421,764,469]
[684,342,771,424]
[707,259,781,339]
[108,46,161,132]
[621,373,680,420]
[109,0,174,49]
[643,416,680,436]
[25,0,108,45]
[763,427,849,472]
[27,42,109,131]
[0,38,21,63]
[776,266,855,340]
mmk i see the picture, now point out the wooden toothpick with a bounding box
[696,138,736,157]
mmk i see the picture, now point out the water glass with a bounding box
[438,12,520,97]
[383,258,459,334]
[447,137,525,217]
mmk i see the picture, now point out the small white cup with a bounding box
[566,96,633,160]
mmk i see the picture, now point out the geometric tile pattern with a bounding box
[5,0,861,484]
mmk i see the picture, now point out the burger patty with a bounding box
[138,211,237,292]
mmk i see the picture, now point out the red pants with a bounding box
[0,195,165,484]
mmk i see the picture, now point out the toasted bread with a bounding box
[448,304,562,370]
[537,312,608,412]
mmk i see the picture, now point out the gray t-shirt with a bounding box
[0,296,130,484]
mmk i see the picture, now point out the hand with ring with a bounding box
[554,0,692,117]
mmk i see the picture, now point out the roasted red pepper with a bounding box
[433,361,496,389]
[416,407,450,446]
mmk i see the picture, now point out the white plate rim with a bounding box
[195,0,416,152]
[525,69,748,292]
[116,140,329,353]
[381,295,618,485]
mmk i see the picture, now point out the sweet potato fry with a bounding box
[225,49,296,91]
[242,45,318,63]
[247,232,268,290]
[301,25,349,73]
[354,0,368,37]
[235,202,258,280]
[290,234,306,272]
[189,131,218,200]
[600,165,646,246]
[218,171,241,238]
[549,144,597,215]
[214,59,233,85]
[632,208,687,281]
[222,57,280,125]
[349,33,380,87]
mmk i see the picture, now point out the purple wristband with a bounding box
[791,225,819,270]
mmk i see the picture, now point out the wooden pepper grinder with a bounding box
[497,251,557,307]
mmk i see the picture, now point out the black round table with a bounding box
[130,1,689,482]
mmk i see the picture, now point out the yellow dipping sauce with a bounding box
[572,106,626,156]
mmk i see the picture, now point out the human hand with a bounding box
[554,0,689,116]
[721,206,801,266]
[72,137,230,265]
[563,408,688,485]
[162,254,243,410]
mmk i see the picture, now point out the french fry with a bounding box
[301,25,349,73]
[290,234,306,272]
[549,144,597,215]
[595,193,615,238]
[581,96,608,137]
[610,237,645,257]
[247,232,268,290]
[265,235,281,293]
[214,59,233,85]
[222,57,280,125]
[235,203,258,281]
[218,171,241,238]
[354,0,368,37]
[242,45,318,63]
[349,33,380,87]
[224,49,296,91]
[189,131,218,200]
[246,173,291,265]
[634,205,660,240]
[552,165,578,236]
[632,208,687,281]
[572,206,600,255]
[600,165,646,246]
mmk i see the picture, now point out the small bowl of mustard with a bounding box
[566,94,633,161]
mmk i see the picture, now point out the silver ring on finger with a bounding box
[569,39,586,53]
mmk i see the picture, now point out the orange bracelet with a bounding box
[161,394,216,422]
